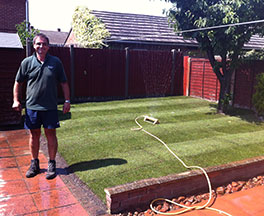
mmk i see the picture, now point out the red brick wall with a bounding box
[105,156,264,214]
[0,0,26,33]
[64,30,79,47]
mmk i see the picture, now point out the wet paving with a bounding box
[0,129,89,216]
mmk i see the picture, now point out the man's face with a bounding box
[33,36,49,56]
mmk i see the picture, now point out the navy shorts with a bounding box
[24,109,60,129]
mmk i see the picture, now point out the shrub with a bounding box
[252,73,264,116]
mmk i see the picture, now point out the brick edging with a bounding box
[105,156,264,214]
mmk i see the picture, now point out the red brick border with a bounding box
[105,156,264,214]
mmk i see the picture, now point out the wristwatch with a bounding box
[65,100,70,103]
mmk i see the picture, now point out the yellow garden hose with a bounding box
[132,115,232,216]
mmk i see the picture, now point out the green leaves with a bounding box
[72,6,110,48]
[166,0,264,112]
[16,20,39,46]
[167,0,263,54]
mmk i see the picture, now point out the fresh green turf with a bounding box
[56,96,264,202]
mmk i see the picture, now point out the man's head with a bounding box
[33,33,50,58]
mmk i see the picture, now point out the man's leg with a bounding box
[29,128,41,159]
[26,128,41,178]
[44,128,58,160]
[44,128,58,179]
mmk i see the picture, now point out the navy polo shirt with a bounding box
[15,53,67,111]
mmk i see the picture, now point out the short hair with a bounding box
[33,33,50,45]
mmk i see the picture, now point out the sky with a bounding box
[29,0,173,32]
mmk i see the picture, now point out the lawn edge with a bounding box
[105,155,264,214]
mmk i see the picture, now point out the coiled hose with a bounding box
[132,115,232,216]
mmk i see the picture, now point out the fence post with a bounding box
[183,56,191,96]
[171,49,176,95]
[202,61,206,99]
[70,45,75,101]
[125,47,129,98]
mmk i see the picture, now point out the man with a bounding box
[12,33,70,179]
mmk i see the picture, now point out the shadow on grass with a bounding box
[208,103,262,124]
[58,110,72,121]
[67,158,127,173]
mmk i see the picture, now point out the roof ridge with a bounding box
[91,9,167,18]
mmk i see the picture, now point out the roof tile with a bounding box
[91,10,264,50]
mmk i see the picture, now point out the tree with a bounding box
[16,20,39,46]
[72,6,110,48]
[165,0,264,113]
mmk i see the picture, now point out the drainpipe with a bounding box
[25,0,31,57]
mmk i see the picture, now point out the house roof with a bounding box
[40,29,68,46]
[91,10,198,47]
[91,10,264,50]
[0,32,23,48]
[243,35,264,50]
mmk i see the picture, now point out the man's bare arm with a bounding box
[12,81,22,111]
[61,82,70,114]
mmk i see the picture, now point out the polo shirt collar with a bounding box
[33,52,50,64]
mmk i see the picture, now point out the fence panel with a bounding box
[233,60,264,109]
[73,48,126,98]
[49,47,71,98]
[128,50,182,97]
[0,48,25,126]
[188,58,220,101]
[203,62,220,101]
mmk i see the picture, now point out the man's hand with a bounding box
[63,102,70,114]
[12,100,22,112]
[61,82,70,114]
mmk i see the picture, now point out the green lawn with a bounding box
[56,96,264,202]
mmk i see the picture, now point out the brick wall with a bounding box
[0,0,26,33]
[105,156,264,214]
[64,30,79,47]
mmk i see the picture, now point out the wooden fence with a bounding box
[0,48,25,126]
[0,47,183,126]
[184,57,264,110]
[233,60,264,109]
[48,47,184,100]
[2,46,263,126]
[184,57,220,101]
